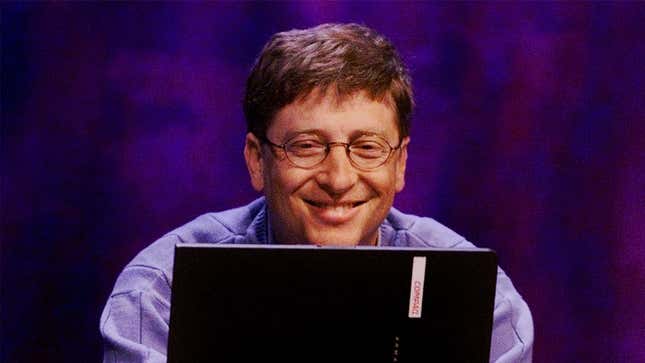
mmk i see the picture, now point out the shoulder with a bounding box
[101,198,269,352]
[167,197,266,245]
[109,198,267,297]
[382,207,534,361]
[382,207,472,248]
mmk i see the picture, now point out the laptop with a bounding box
[167,244,498,363]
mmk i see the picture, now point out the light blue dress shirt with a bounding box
[100,197,533,362]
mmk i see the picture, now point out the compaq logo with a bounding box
[408,256,427,318]
[410,281,423,315]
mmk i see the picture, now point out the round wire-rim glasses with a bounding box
[260,133,403,170]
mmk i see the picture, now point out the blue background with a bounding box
[2,2,644,362]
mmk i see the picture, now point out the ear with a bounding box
[395,136,410,192]
[244,132,265,192]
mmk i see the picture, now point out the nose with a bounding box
[314,144,358,196]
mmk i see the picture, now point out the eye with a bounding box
[287,139,325,157]
[291,141,318,149]
[350,140,387,158]
[355,142,379,150]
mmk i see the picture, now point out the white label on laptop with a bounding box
[408,256,427,318]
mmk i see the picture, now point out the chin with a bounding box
[313,239,360,247]
[304,228,373,246]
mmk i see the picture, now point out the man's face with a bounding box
[244,90,409,246]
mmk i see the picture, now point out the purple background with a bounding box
[2,2,644,362]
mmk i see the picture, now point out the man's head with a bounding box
[243,23,414,246]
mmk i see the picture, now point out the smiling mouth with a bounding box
[303,199,366,224]
[304,199,367,209]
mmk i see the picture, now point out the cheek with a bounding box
[367,168,399,196]
[266,164,311,198]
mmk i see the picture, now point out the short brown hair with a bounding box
[244,23,414,140]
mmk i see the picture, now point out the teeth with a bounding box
[307,201,360,209]
[323,204,352,209]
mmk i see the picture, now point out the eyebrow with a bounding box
[282,128,390,142]
[282,129,324,141]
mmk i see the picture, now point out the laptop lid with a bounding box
[168,244,497,363]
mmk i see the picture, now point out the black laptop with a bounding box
[167,244,498,363]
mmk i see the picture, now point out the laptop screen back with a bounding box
[168,244,497,363]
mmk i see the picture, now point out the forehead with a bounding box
[267,89,399,140]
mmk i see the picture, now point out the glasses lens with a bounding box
[285,138,327,168]
[349,137,390,169]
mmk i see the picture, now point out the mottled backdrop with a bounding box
[2,2,643,362]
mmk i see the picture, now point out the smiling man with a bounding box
[246,89,408,246]
[101,23,533,362]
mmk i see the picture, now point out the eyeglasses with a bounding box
[260,133,402,170]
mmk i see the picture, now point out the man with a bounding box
[100,23,533,362]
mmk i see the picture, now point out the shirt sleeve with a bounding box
[100,266,171,363]
[489,268,534,362]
